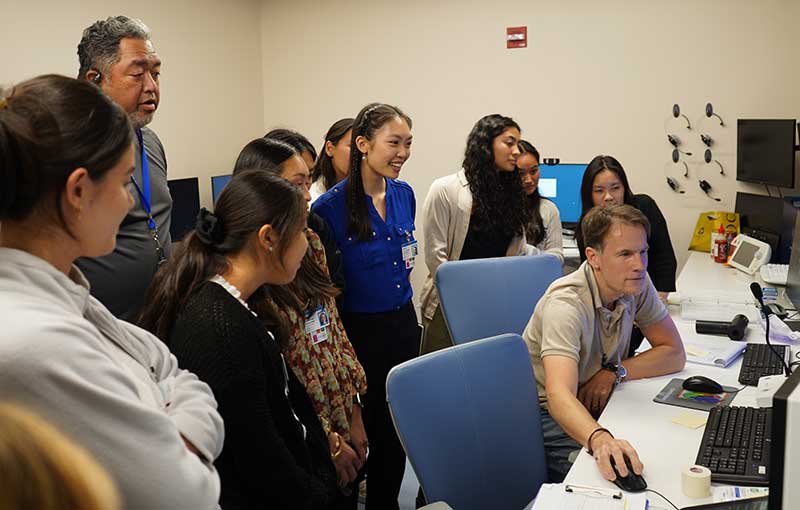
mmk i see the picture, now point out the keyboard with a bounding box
[695,406,772,486]
[759,263,788,285]
[738,343,789,386]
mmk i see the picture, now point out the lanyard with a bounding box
[131,129,156,230]
[130,129,165,264]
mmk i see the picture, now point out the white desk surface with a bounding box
[561,251,797,510]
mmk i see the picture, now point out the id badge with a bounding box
[401,240,419,269]
[304,305,329,344]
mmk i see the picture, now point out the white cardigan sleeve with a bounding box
[422,177,454,277]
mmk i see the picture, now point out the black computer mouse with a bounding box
[682,375,724,394]
[610,455,647,492]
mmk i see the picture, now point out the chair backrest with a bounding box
[386,334,547,510]
[436,254,562,345]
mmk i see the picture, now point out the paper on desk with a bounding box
[532,483,647,510]
[684,338,746,367]
[671,412,708,429]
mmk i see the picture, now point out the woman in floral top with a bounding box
[233,137,368,508]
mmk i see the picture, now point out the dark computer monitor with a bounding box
[211,174,232,205]
[166,177,200,242]
[737,119,797,188]
[769,367,800,510]
[735,192,797,264]
[537,163,586,225]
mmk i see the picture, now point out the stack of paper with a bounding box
[532,483,647,510]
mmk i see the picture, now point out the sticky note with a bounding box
[672,412,708,429]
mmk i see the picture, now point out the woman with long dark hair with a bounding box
[517,140,564,262]
[139,171,338,509]
[0,75,223,510]
[575,155,677,354]
[420,114,531,354]
[312,103,417,510]
[311,118,354,201]
[233,138,368,509]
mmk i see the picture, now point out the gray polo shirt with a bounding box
[524,261,668,402]
[76,127,172,322]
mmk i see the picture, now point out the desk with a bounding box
[562,252,797,509]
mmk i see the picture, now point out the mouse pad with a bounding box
[653,378,738,412]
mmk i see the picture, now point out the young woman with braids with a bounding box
[517,140,564,263]
[420,114,531,354]
[311,103,417,510]
[232,138,368,509]
[139,171,338,509]
[310,118,354,201]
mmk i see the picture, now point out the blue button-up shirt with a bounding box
[311,178,416,313]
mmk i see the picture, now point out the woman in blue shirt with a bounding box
[312,103,417,510]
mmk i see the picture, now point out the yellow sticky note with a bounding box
[686,346,709,357]
[672,412,708,429]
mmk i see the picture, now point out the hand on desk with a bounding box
[590,431,644,482]
[577,369,616,419]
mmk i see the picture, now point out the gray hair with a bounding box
[77,16,150,79]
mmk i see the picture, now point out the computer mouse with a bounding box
[682,375,724,394]
[610,455,647,492]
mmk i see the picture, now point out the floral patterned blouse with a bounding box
[273,228,367,441]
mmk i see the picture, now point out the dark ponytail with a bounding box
[312,118,354,189]
[139,171,307,343]
[0,75,131,227]
[518,140,546,245]
[347,103,412,241]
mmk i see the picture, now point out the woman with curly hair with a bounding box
[420,114,531,354]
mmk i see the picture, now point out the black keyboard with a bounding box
[695,406,772,486]
[738,343,788,386]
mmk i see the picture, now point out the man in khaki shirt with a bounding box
[523,204,685,483]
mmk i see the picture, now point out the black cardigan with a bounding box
[577,194,677,292]
[169,282,337,510]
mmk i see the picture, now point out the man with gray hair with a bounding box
[75,15,172,321]
[523,204,686,483]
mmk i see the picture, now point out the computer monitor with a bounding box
[735,192,797,264]
[737,119,797,188]
[166,177,200,242]
[769,367,800,509]
[211,174,232,205]
[537,163,586,225]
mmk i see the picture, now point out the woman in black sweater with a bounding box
[140,171,337,509]
[575,155,677,354]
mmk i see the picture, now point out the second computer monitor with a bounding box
[537,163,586,225]
[211,174,232,205]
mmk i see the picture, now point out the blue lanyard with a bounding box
[130,129,156,230]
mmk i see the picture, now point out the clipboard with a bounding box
[532,483,647,510]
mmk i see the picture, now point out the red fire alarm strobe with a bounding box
[507,26,527,49]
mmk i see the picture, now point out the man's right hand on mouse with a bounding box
[589,430,644,481]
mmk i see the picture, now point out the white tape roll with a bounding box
[682,465,712,498]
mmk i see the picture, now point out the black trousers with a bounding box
[341,303,420,510]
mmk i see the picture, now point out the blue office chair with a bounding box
[435,254,562,344]
[386,333,547,510]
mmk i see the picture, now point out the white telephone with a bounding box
[727,234,772,275]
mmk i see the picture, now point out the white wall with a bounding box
[1,0,264,208]
[260,0,800,301]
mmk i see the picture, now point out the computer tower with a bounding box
[735,192,797,264]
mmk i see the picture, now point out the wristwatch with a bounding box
[601,355,627,387]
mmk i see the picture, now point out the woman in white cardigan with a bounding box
[517,140,564,263]
[420,114,531,354]
[0,75,223,510]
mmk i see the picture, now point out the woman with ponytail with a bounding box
[139,170,338,509]
[0,75,223,510]
[420,114,531,354]
[517,140,564,262]
[232,138,368,509]
[312,103,417,510]
[311,118,354,201]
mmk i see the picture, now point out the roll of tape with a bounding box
[682,465,711,499]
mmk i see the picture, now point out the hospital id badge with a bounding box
[401,240,418,269]
[303,305,329,344]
